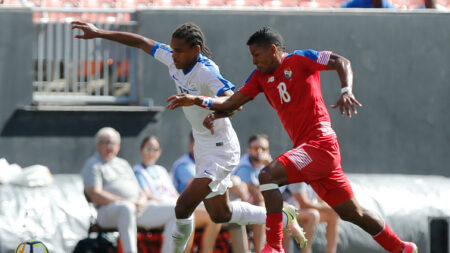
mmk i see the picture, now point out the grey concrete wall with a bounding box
[0,9,34,135]
[0,9,449,176]
[137,9,450,176]
[0,9,161,173]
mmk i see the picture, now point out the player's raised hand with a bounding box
[331,93,362,118]
[71,21,100,39]
[166,94,197,110]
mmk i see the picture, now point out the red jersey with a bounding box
[239,50,333,147]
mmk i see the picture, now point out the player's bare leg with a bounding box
[332,197,417,252]
[258,160,307,252]
[174,178,212,253]
[175,177,267,252]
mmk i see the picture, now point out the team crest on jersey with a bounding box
[268,76,275,83]
[284,67,293,80]
[161,44,172,51]
[187,82,198,91]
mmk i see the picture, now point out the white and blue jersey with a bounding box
[151,43,236,142]
[133,163,179,201]
[151,42,240,198]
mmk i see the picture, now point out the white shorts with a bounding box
[193,133,240,199]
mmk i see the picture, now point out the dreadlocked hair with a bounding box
[172,23,212,59]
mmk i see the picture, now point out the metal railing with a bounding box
[32,8,139,105]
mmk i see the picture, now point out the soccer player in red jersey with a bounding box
[167,27,418,253]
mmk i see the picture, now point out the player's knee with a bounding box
[258,168,274,185]
[208,209,232,223]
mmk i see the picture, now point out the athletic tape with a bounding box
[260,183,279,192]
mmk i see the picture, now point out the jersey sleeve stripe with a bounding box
[199,56,236,96]
[150,42,160,57]
[245,69,257,84]
[317,51,332,65]
[150,42,172,57]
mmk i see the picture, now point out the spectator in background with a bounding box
[282,183,340,253]
[171,132,196,194]
[134,136,221,253]
[233,134,272,252]
[81,127,150,253]
[341,0,394,8]
[417,0,447,9]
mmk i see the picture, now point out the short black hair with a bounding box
[172,22,212,58]
[247,26,285,51]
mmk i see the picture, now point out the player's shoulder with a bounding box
[244,68,262,84]
[286,49,321,61]
[151,42,172,55]
[195,55,220,76]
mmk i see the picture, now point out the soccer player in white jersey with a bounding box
[71,21,306,253]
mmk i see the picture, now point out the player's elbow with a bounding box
[339,56,351,70]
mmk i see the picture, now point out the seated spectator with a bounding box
[134,135,221,253]
[233,134,273,252]
[341,0,394,8]
[171,132,196,194]
[416,0,447,10]
[282,183,340,253]
[81,127,152,253]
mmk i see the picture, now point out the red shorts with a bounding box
[277,134,354,206]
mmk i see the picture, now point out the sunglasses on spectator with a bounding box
[99,140,118,147]
[250,146,268,152]
[144,147,160,153]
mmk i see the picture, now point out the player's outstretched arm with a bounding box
[166,91,251,112]
[327,53,362,118]
[71,21,157,55]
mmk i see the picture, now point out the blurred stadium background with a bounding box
[0,1,449,252]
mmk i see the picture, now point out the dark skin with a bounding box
[372,0,383,8]
[167,43,387,236]
[72,21,240,223]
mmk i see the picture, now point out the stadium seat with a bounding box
[134,0,154,8]
[152,0,189,6]
[226,0,262,7]
[297,0,318,8]
[313,0,342,8]
[262,0,299,7]
[191,0,227,7]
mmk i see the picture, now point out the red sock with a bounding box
[372,223,404,253]
[266,212,284,251]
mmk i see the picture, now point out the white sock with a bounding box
[229,201,266,225]
[173,216,194,253]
